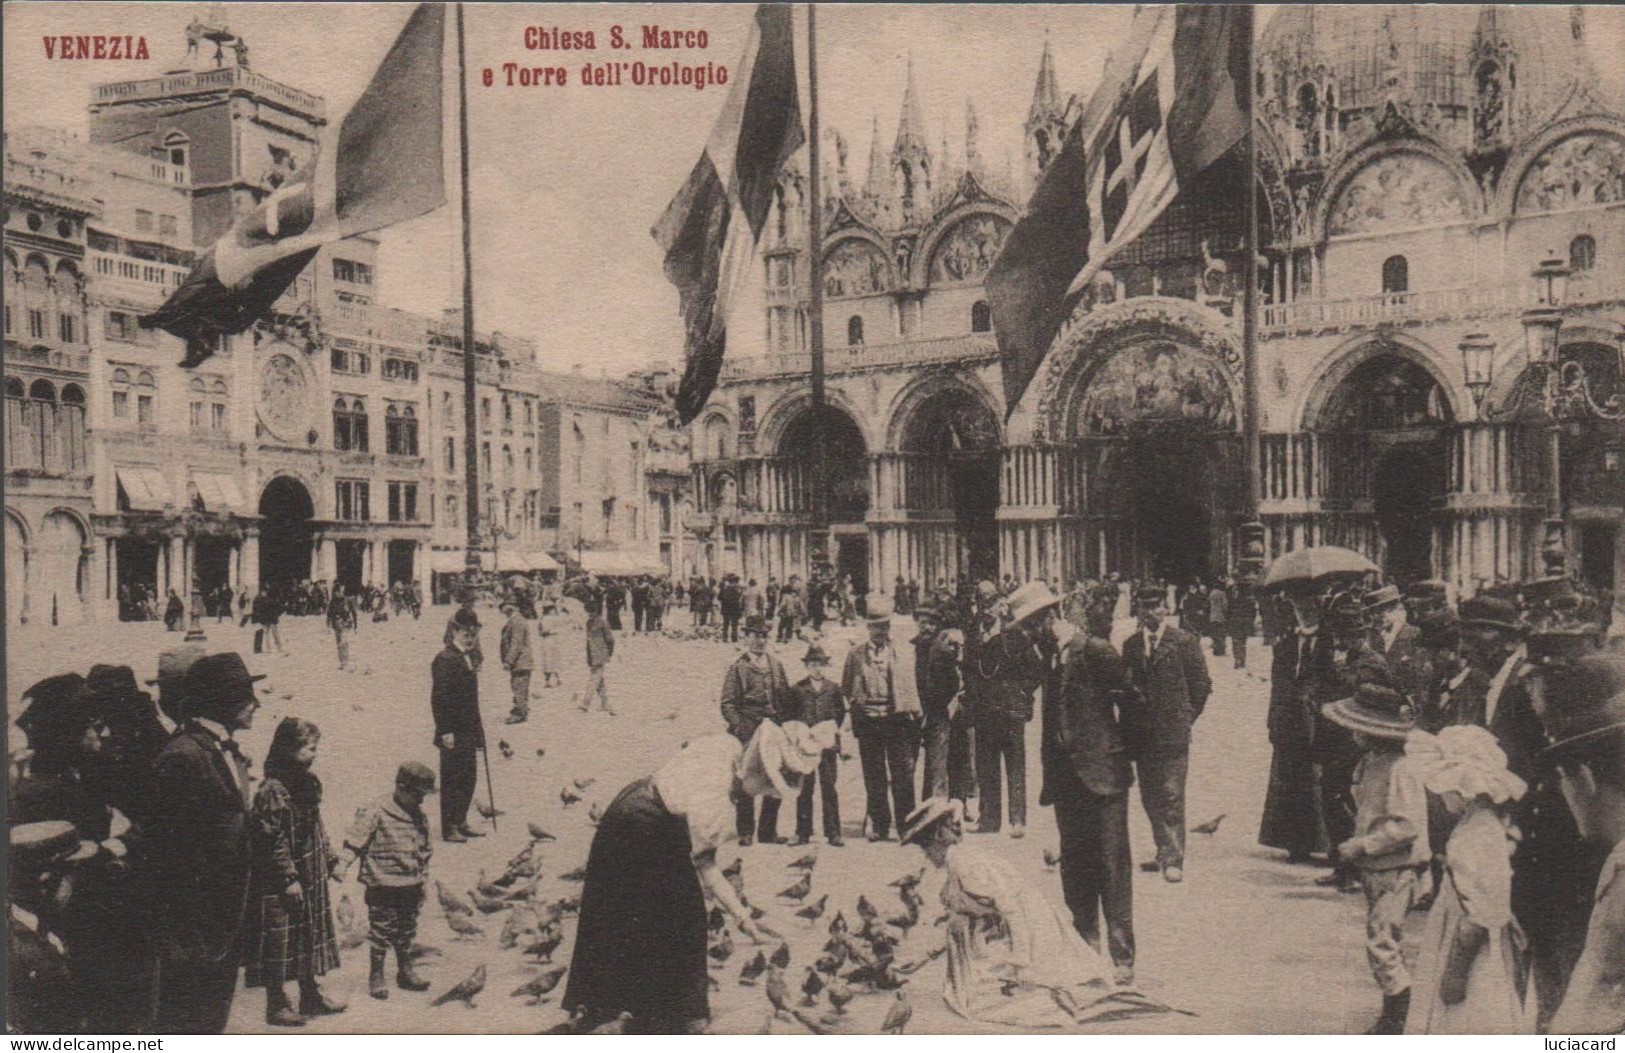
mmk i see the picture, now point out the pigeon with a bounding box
[1043,848,1062,869]
[430,964,487,1008]
[572,777,598,791]
[769,942,791,969]
[498,740,514,760]
[559,865,588,882]
[526,822,556,842]
[828,911,848,936]
[777,873,811,901]
[801,967,825,1005]
[445,912,485,938]
[551,895,581,914]
[708,929,734,964]
[856,895,879,921]
[749,905,768,921]
[826,978,854,1014]
[722,857,744,881]
[560,786,581,807]
[787,853,817,871]
[588,802,604,826]
[522,928,563,962]
[738,951,767,985]
[542,1006,586,1034]
[1192,813,1227,835]
[765,965,792,1018]
[436,880,475,917]
[535,748,547,758]
[663,710,681,721]
[474,798,503,820]
[796,895,829,923]
[880,989,912,1034]
[409,942,443,961]
[476,875,510,897]
[708,906,728,932]
[588,1011,633,1034]
[498,910,529,949]
[510,966,567,1003]
[888,868,924,892]
[468,889,509,914]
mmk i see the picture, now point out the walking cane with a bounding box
[480,740,499,833]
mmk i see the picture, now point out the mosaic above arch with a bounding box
[1328,154,1469,236]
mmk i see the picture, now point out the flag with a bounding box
[142,3,447,367]
[653,5,803,425]
[988,4,1250,415]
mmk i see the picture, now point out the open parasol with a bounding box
[1259,545,1378,592]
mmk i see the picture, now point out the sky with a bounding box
[3,3,1125,376]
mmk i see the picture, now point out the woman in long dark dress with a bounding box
[564,721,835,1033]
[1259,591,1333,861]
[244,718,345,1027]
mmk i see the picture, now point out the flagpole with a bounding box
[1237,3,1265,584]
[457,2,482,581]
[805,4,829,578]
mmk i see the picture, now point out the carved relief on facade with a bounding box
[1328,154,1469,235]
[255,346,313,443]
[822,238,889,298]
[1515,133,1625,212]
[927,214,1011,284]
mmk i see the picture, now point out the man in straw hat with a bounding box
[1537,652,1625,1034]
[842,596,923,842]
[1322,683,1431,1034]
[8,820,100,1033]
[149,652,264,1033]
[1122,583,1211,882]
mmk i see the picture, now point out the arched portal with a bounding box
[1061,336,1240,583]
[779,405,869,592]
[259,476,314,589]
[1316,352,1454,583]
[5,513,27,625]
[39,511,87,626]
[899,387,1001,584]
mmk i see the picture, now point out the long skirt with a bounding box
[564,777,709,1032]
[1258,740,1328,858]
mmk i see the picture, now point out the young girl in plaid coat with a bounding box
[244,718,345,1027]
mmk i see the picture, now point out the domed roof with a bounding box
[1260,5,1595,130]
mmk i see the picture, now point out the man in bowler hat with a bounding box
[148,652,263,1033]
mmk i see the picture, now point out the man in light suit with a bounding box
[1121,584,1211,883]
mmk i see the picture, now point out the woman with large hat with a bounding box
[563,719,836,1033]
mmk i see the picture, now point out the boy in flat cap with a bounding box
[338,761,437,1000]
[786,642,847,846]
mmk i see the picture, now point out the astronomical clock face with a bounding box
[257,348,313,442]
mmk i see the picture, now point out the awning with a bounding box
[189,471,247,514]
[116,466,174,511]
[429,548,493,574]
[576,550,662,577]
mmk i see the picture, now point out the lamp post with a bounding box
[1459,254,1625,580]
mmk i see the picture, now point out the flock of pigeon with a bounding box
[708,852,947,1034]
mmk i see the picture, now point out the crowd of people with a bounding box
[8,556,1623,1036]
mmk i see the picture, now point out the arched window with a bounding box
[59,384,86,470]
[163,131,190,172]
[1570,234,1596,273]
[189,377,207,431]
[1296,83,1321,159]
[5,378,24,399]
[209,379,228,433]
[334,397,369,452]
[847,314,864,346]
[971,300,992,333]
[30,379,57,402]
[110,369,130,420]
[1474,62,1506,147]
[1381,255,1409,295]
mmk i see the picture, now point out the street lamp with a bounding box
[1460,254,1625,579]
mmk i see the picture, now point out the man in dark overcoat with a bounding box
[1121,585,1211,882]
[1042,600,1138,984]
[432,622,487,843]
[720,614,791,844]
[148,652,262,1033]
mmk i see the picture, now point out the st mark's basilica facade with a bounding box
[689,6,1625,599]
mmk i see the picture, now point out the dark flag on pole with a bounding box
[988,4,1249,415]
[142,3,447,367]
[653,4,804,425]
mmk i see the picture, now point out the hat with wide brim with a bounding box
[742,614,771,636]
[1361,585,1404,615]
[1524,626,1600,668]
[1458,596,1522,633]
[1008,581,1060,624]
[9,821,99,874]
[183,652,266,722]
[1322,684,1415,740]
[1540,655,1625,758]
[866,595,895,628]
[900,797,964,847]
[740,720,837,799]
